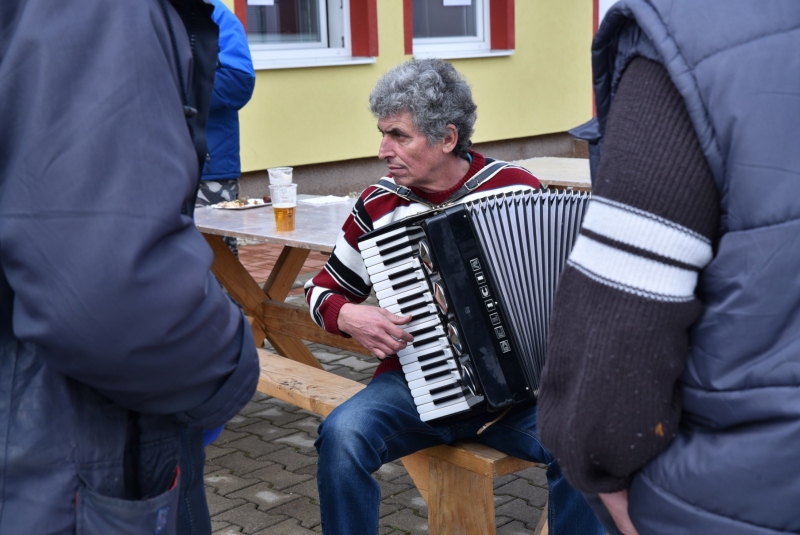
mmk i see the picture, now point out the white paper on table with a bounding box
[298,195,350,205]
[443,0,472,6]
[247,0,274,5]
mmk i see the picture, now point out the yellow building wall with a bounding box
[233,0,593,172]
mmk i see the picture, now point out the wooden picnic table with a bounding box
[195,194,371,369]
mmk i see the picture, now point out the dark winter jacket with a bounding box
[588,1,800,532]
[0,0,259,533]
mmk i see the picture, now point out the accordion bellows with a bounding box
[358,188,590,422]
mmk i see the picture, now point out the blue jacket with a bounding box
[0,0,259,533]
[589,1,800,532]
[202,0,255,181]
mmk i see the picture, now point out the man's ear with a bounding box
[442,124,459,154]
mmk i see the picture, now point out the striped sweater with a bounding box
[539,58,720,494]
[305,151,541,377]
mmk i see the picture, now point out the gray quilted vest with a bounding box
[581,1,800,532]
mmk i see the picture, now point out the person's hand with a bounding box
[337,303,413,359]
[599,490,639,535]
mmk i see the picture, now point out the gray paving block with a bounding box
[285,415,322,436]
[205,468,262,495]
[212,503,289,534]
[495,478,549,508]
[242,463,314,492]
[308,350,347,364]
[213,526,243,535]
[281,477,319,501]
[515,464,549,487]
[251,518,318,535]
[236,419,301,442]
[224,434,286,459]
[260,446,318,473]
[375,461,407,481]
[335,355,379,372]
[213,451,277,477]
[247,406,309,427]
[205,488,247,516]
[379,507,429,535]
[265,496,322,529]
[275,432,317,451]
[387,488,427,514]
[215,428,253,445]
[210,520,235,533]
[205,445,238,462]
[495,497,545,530]
[229,481,306,511]
[497,519,540,535]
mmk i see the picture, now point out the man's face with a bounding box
[377,111,449,192]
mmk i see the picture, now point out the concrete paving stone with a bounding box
[334,355,379,372]
[324,366,373,383]
[377,477,415,499]
[212,451,277,477]
[205,468,263,495]
[228,481,305,512]
[205,488,248,516]
[285,415,322,436]
[248,406,310,429]
[236,419,302,442]
[495,478,549,508]
[213,527,243,535]
[212,503,289,534]
[274,432,317,451]
[251,518,318,535]
[308,350,348,364]
[386,488,427,514]
[264,496,321,529]
[379,507,429,535]
[497,519,541,535]
[215,428,253,445]
[236,398,273,417]
[257,446,318,473]
[224,434,287,459]
[375,461,407,481]
[515,465,549,487]
[376,500,403,521]
[495,497,545,529]
[494,492,516,508]
[205,444,238,462]
[210,520,234,533]
[242,463,314,492]
[281,477,319,501]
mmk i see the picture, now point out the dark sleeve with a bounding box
[538,58,720,493]
[210,1,256,111]
[0,0,258,430]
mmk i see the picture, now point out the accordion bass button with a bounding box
[447,322,462,355]
[433,281,448,315]
[459,358,482,397]
[418,240,434,273]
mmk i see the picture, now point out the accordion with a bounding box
[357,187,590,422]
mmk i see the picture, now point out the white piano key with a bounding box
[400,353,452,373]
[359,231,426,259]
[396,337,448,359]
[376,280,429,302]
[368,258,422,284]
[363,244,416,269]
[359,226,424,252]
[412,383,466,407]
[399,346,452,367]
[373,267,425,293]
[404,359,458,383]
[418,398,477,422]
[407,368,460,392]
[408,374,460,398]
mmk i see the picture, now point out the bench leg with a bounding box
[428,457,496,535]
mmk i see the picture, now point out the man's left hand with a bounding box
[599,490,639,535]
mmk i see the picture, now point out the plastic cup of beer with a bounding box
[268,166,293,185]
[269,184,297,232]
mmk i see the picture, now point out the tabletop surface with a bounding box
[195,194,356,252]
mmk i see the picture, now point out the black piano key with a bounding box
[396,292,424,306]
[379,241,416,257]
[433,390,468,405]
[409,310,436,322]
[408,325,436,337]
[429,381,458,396]
[411,335,440,348]
[388,267,417,280]
[375,228,417,248]
[423,370,451,382]
[421,359,448,372]
[392,277,422,291]
[399,302,429,314]
[416,349,445,363]
[384,252,411,267]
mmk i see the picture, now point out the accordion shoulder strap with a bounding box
[375,158,510,208]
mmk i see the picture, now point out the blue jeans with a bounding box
[315,370,604,535]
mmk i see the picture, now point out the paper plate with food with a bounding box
[212,197,272,210]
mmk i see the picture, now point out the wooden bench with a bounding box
[256,349,549,535]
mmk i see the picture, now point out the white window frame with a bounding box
[248,0,374,70]
[412,0,511,60]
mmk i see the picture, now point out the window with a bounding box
[404,0,514,59]
[235,0,378,69]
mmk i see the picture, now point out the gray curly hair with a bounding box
[369,59,477,159]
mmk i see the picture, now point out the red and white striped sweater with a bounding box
[304,151,541,377]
